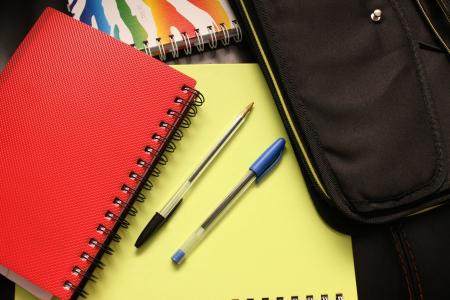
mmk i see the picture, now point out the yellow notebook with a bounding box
[16,64,357,300]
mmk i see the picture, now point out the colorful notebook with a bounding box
[0,7,203,300]
[16,64,358,300]
[68,0,243,61]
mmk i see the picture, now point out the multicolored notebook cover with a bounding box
[68,0,243,60]
[0,7,203,300]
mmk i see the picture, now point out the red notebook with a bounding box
[0,8,202,300]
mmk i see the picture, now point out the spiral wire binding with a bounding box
[181,32,193,55]
[169,34,180,59]
[232,294,344,300]
[155,37,167,61]
[207,25,218,49]
[231,20,243,43]
[194,29,206,52]
[67,1,242,61]
[131,20,243,61]
[220,23,231,46]
[65,87,204,299]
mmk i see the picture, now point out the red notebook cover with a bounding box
[0,8,200,300]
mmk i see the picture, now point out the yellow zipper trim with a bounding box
[416,0,450,54]
[437,0,450,23]
[409,203,444,217]
[239,0,329,198]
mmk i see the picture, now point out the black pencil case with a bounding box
[231,0,450,229]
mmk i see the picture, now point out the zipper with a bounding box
[237,0,329,199]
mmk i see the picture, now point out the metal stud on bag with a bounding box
[371,9,383,22]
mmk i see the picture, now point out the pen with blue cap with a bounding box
[171,138,286,264]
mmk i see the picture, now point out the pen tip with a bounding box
[243,102,254,116]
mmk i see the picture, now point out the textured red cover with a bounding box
[0,8,196,300]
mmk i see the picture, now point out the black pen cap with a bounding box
[135,212,165,248]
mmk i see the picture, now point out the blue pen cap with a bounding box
[171,249,186,264]
[249,138,286,182]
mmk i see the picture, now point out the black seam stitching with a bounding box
[383,0,446,200]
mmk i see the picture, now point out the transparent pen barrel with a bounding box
[201,171,256,231]
[172,171,256,263]
[160,181,191,217]
[179,227,206,256]
[163,115,247,219]
[187,115,246,184]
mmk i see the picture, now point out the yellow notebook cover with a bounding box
[16,64,357,300]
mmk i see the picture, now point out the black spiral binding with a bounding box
[138,20,243,61]
[65,86,204,299]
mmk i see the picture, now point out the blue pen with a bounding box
[171,138,286,264]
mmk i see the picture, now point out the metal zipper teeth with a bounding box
[416,0,450,53]
[238,0,329,198]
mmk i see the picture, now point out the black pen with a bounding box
[135,102,254,248]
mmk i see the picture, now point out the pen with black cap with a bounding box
[135,102,254,248]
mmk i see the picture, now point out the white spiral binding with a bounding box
[156,38,166,61]
[220,23,231,46]
[169,35,179,59]
[232,20,243,42]
[194,29,206,52]
[134,20,243,61]
[207,25,218,49]
[182,32,192,55]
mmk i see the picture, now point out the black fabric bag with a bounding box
[231,0,450,299]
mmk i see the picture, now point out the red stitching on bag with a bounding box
[391,227,413,300]
[399,225,424,300]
